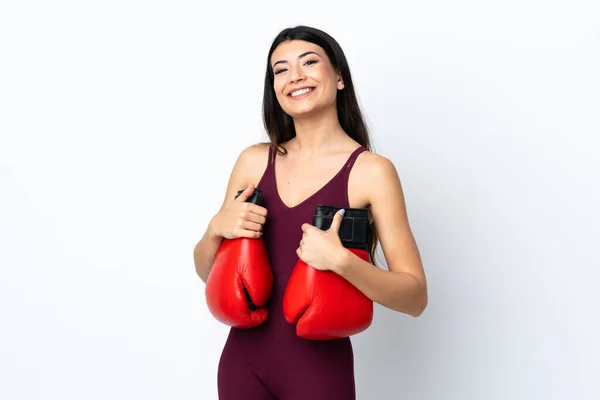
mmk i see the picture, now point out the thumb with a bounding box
[327,208,345,233]
[234,183,255,202]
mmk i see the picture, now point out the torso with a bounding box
[218,141,371,397]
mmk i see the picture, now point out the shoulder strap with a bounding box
[327,146,367,203]
[256,144,276,189]
[268,144,277,167]
[335,146,367,184]
[344,146,367,170]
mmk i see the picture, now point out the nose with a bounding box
[288,64,305,83]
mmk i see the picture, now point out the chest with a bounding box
[274,156,349,209]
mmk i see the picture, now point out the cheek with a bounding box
[272,82,287,100]
[316,72,337,94]
[273,77,286,92]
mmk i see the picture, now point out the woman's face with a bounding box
[270,40,344,118]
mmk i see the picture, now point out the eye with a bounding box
[305,60,318,66]
[274,68,287,75]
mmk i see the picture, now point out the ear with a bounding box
[336,70,345,90]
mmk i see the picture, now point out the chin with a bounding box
[283,101,333,119]
[285,106,317,118]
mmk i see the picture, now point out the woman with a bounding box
[194,25,427,400]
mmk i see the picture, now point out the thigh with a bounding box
[276,339,356,400]
[217,335,276,400]
[283,373,356,400]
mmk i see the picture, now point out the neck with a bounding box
[290,107,346,153]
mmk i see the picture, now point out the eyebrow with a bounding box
[272,51,321,68]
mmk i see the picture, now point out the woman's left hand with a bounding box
[296,209,348,272]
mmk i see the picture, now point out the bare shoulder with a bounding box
[355,151,398,179]
[237,142,270,164]
[233,142,271,186]
[349,150,402,208]
[217,142,271,210]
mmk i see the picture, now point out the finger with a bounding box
[244,203,268,218]
[234,227,262,239]
[301,223,312,233]
[238,219,263,232]
[328,208,345,232]
[241,209,267,225]
[234,183,255,202]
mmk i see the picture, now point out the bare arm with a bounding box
[335,156,428,316]
[193,144,268,283]
[193,223,224,283]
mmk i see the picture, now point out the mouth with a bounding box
[288,87,315,98]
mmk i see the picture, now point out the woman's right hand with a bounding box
[209,184,267,239]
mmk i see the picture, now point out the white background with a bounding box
[1,1,599,399]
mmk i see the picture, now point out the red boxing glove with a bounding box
[205,189,273,329]
[283,205,373,340]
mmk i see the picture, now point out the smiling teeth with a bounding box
[291,88,312,97]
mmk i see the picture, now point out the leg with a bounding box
[281,364,356,400]
[217,336,275,400]
[276,338,356,400]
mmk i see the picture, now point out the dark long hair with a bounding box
[261,25,379,265]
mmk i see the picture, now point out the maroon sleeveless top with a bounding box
[218,144,367,399]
